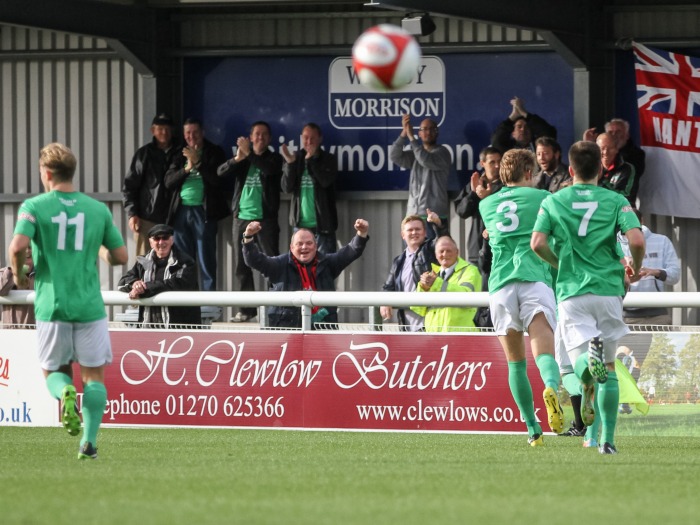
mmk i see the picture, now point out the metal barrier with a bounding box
[2,290,699,330]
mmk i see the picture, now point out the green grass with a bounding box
[1,427,699,525]
[560,402,700,436]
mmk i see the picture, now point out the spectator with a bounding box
[390,113,451,237]
[592,132,638,206]
[620,209,680,325]
[117,224,201,328]
[380,211,447,331]
[491,97,557,154]
[479,148,564,444]
[455,146,503,269]
[0,246,36,327]
[122,113,178,258]
[165,118,228,291]
[242,218,369,329]
[531,140,645,454]
[218,121,283,323]
[281,123,338,256]
[583,118,645,179]
[533,137,571,193]
[411,236,482,332]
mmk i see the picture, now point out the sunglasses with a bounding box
[151,235,172,241]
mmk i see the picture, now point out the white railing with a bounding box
[2,290,698,330]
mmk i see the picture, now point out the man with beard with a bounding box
[390,114,452,239]
[533,137,571,193]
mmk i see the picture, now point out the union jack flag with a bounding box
[634,43,700,118]
[633,42,700,219]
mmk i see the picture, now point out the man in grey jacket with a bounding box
[390,114,451,239]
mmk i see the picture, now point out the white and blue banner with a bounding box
[184,53,573,191]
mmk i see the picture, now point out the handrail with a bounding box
[2,290,699,309]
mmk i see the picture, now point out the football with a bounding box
[351,24,422,91]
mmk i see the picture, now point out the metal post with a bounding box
[369,306,383,331]
[301,304,312,331]
[259,305,267,328]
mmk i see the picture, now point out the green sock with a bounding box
[598,371,619,446]
[574,353,592,384]
[534,353,560,390]
[45,372,72,400]
[508,360,540,436]
[562,373,583,397]
[585,383,601,442]
[81,382,107,447]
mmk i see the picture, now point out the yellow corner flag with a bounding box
[615,359,649,415]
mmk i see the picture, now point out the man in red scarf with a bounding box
[242,218,369,328]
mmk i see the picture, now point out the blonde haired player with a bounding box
[479,149,565,446]
[9,143,127,459]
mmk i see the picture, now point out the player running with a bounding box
[531,140,644,454]
[9,143,127,459]
[479,148,564,446]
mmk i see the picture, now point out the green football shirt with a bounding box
[479,186,553,293]
[533,184,640,302]
[298,169,317,228]
[238,165,264,220]
[14,191,125,322]
[180,167,204,206]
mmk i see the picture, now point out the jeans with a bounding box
[173,205,218,291]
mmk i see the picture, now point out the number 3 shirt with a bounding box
[533,184,640,302]
[14,191,124,322]
[479,185,553,294]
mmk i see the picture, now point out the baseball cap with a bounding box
[152,113,174,126]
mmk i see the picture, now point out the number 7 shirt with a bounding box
[533,184,640,303]
[14,190,124,322]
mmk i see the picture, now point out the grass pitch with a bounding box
[2,413,699,525]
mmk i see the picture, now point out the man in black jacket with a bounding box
[218,121,283,322]
[122,113,178,257]
[117,224,201,328]
[455,146,503,275]
[165,118,229,291]
[490,97,557,154]
[281,123,338,255]
[379,212,446,331]
[242,218,369,329]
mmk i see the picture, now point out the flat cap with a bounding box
[147,224,174,238]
